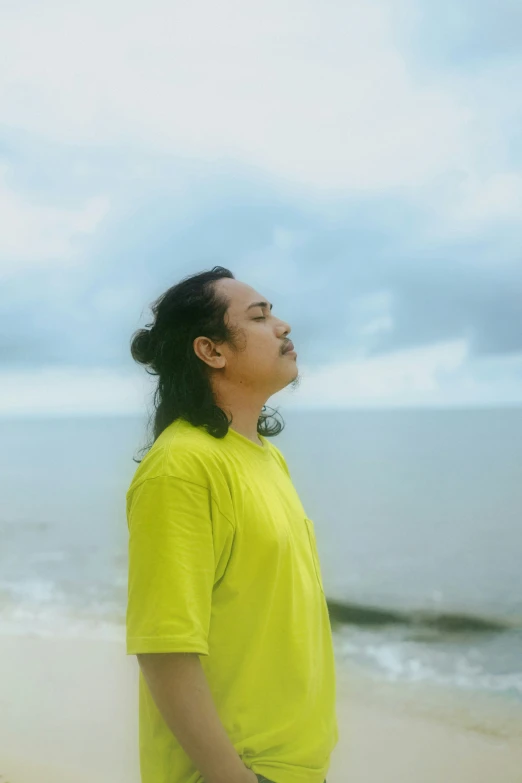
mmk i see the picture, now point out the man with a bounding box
[126,266,338,783]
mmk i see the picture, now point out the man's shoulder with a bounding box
[127,419,228,496]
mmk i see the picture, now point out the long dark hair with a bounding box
[130,266,284,462]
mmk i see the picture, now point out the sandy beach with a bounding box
[1,632,522,783]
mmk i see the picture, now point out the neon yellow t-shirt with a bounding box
[126,417,338,783]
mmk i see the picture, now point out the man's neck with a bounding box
[212,384,267,447]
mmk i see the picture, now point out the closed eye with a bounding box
[254,316,266,320]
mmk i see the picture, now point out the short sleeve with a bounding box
[126,475,219,656]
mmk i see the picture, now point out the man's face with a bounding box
[201,277,300,395]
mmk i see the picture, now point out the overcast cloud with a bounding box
[1,0,521,413]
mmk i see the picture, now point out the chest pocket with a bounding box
[304,517,325,594]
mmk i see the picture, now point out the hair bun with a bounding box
[130,328,155,365]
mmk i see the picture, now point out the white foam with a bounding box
[333,626,522,698]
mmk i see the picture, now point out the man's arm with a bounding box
[137,652,257,783]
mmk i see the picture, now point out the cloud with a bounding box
[0,0,521,411]
[0,0,516,201]
[289,338,470,405]
[429,172,522,237]
[0,172,520,372]
[275,340,522,408]
[0,365,154,416]
[405,0,522,65]
[2,343,521,417]
[0,162,110,275]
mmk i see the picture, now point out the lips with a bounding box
[282,340,295,354]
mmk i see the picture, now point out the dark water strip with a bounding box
[325,597,519,634]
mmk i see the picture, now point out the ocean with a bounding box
[1,408,521,733]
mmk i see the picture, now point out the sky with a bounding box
[1,0,521,415]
